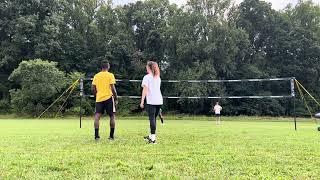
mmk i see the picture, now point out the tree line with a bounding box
[0,0,319,116]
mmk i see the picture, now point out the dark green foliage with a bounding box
[9,59,66,116]
[1,0,320,116]
[0,99,11,113]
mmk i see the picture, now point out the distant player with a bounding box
[159,108,164,124]
[213,102,222,125]
[92,61,118,140]
[140,61,163,144]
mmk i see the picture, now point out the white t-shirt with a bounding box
[214,105,222,114]
[141,74,163,105]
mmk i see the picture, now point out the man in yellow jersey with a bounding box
[92,61,118,140]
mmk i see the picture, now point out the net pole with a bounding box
[291,77,297,131]
[294,97,297,131]
[79,78,84,129]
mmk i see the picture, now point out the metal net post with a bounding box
[291,77,296,130]
[79,78,84,128]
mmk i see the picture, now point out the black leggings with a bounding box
[146,104,161,134]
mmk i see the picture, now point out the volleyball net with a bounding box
[80,77,296,99]
[78,77,297,129]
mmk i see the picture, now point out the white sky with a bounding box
[113,0,320,10]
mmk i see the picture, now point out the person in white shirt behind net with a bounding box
[213,102,222,125]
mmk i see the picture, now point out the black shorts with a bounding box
[95,97,115,116]
[215,114,221,117]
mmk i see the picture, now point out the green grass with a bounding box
[0,116,320,179]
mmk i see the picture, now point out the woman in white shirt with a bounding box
[140,61,163,144]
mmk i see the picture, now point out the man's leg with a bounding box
[109,114,115,139]
[94,101,104,140]
[107,97,116,139]
[94,113,102,139]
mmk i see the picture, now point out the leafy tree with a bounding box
[9,59,66,115]
[173,61,223,114]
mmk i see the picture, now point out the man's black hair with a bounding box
[101,61,110,69]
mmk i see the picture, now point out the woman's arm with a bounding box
[140,85,148,108]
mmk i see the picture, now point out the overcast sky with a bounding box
[112,0,320,10]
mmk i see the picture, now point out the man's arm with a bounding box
[111,84,118,104]
[92,75,97,97]
[92,85,97,97]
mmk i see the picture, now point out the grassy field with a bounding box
[0,116,320,179]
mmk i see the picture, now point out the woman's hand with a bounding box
[140,102,144,109]
[140,85,147,109]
